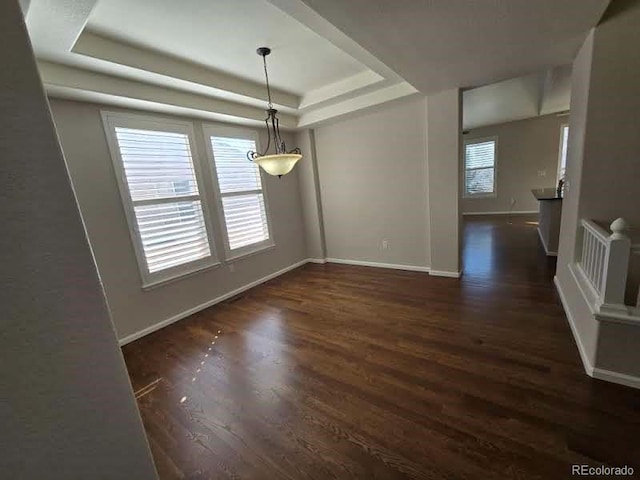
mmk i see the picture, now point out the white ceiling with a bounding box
[296,0,610,94]
[463,65,572,130]
[85,0,366,95]
[24,0,607,129]
[25,0,407,127]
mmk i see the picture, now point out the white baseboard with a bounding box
[319,257,459,277]
[118,258,310,346]
[430,269,462,278]
[592,367,640,389]
[554,275,594,376]
[307,258,327,264]
[325,257,430,273]
[537,227,558,256]
[119,257,432,346]
[554,275,640,389]
[463,210,538,216]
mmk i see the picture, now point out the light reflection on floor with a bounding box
[244,314,290,399]
[462,214,556,285]
[462,222,495,277]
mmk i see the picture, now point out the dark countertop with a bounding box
[532,188,563,201]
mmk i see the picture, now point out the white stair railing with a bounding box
[579,218,631,310]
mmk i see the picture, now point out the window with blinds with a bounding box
[103,112,217,286]
[464,138,497,197]
[207,132,272,255]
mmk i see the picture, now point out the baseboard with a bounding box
[118,258,310,346]
[592,367,640,389]
[321,257,460,277]
[307,258,327,264]
[430,269,462,278]
[463,210,538,216]
[537,227,558,256]
[554,275,594,376]
[325,257,430,273]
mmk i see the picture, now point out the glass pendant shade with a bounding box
[254,153,302,177]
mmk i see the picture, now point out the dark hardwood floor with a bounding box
[123,215,640,479]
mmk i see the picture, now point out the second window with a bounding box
[204,126,273,258]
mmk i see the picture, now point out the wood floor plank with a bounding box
[123,215,640,479]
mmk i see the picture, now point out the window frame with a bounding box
[101,111,219,289]
[202,124,275,262]
[557,123,569,184]
[463,136,498,199]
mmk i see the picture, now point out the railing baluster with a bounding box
[592,234,598,286]
[588,233,596,286]
[596,242,604,293]
[584,233,591,278]
[593,239,600,292]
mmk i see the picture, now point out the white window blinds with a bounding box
[464,139,496,196]
[209,135,271,252]
[112,126,213,278]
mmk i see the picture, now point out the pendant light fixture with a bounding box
[247,47,302,178]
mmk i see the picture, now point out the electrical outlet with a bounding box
[538,169,546,177]
[228,263,235,273]
[382,239,390,250]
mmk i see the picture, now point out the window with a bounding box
[557,124,569,182]
[203,126,273,259]
[102,112,217,287]
[464,138,497,197]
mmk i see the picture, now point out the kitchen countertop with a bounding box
[532,188,563,200]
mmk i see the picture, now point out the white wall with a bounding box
[49,99,307,342]
[0,1,157,477]
[462,114,567,214]
[312,96,430,269]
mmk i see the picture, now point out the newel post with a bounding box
[599,218,631,308]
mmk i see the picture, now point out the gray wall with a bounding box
[557,0,640,379]
[462,114,567,214]
[427,89,462,275]
[0,1,157,478]
[577,1,640,236]
[571,1,640,376]
[312,96,430,269]
[295,129,326,260]
[556,31,598,366]
[49,99,307,342]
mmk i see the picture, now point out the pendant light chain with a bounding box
[262,54,274,110]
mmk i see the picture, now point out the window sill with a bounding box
[225,241,276,263]
[463,193,497,199]
[142,260,221,291]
